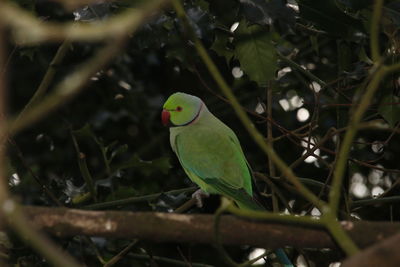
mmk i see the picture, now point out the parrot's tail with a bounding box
[274,248,294,267]
[207,179,294,266]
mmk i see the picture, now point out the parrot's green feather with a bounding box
[199,177,264,210]
[175,127,249,192]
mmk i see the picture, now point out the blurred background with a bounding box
[4,0,400,266]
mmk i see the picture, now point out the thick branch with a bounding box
[0,0,169,45]
[24,206,399,250]
[49,0,116,10]
[342,233,400,267]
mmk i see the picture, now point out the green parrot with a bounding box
[161,92,293,267]
[161,92,262,210]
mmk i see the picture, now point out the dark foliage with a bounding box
[4,0,400,266]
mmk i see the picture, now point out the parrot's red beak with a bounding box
[161,109,170,126]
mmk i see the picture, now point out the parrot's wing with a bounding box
[175,127,247,187]
[173,126,255,200]
[178,153,263,210]
[201,175,264,210]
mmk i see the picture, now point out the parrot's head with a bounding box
[162,92,203,127]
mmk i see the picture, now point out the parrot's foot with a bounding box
[192,189,209,208]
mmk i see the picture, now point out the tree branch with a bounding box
[342,232,400,267]
[7,37,125,136]
[24,206,400,250]
[0,0,169,45]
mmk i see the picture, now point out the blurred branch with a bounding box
[193,64,317,147]
[24,206,400,249]
[2,203,82,267]
[7,37,126,136]
[0,251,8,261]
[0,0,170,45]
[322,213,359,256]
[48,0,116,10]
[16,39,71,121]
[0,14,82,267]
[0,17,10,267]
[8,40,75,206]
[370,0,384,62]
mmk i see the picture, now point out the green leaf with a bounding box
[194,0,209,12]
[73,124,122,173]
[162,18,174,31]
[210,32,234,64]
[165,35,195,72]
[75,151,97,200]
[110,144,128,162]
[234,20,277,86]
[73,123,96,139]
[378,94,400,127]
[358,47,373,64]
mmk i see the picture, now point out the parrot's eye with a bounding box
[176,106,183,112]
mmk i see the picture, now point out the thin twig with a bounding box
[8,138,63,206]
[70,129,97,202]
[104,240,138,267]
[174,198,197,213]
[7,37,126,137]
[0,0,170,44]
[84,187,197,210]
[16,39,71,123]
[127,252,214,267]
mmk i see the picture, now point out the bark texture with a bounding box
[342,232,400,267]
[23,206,400,249]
